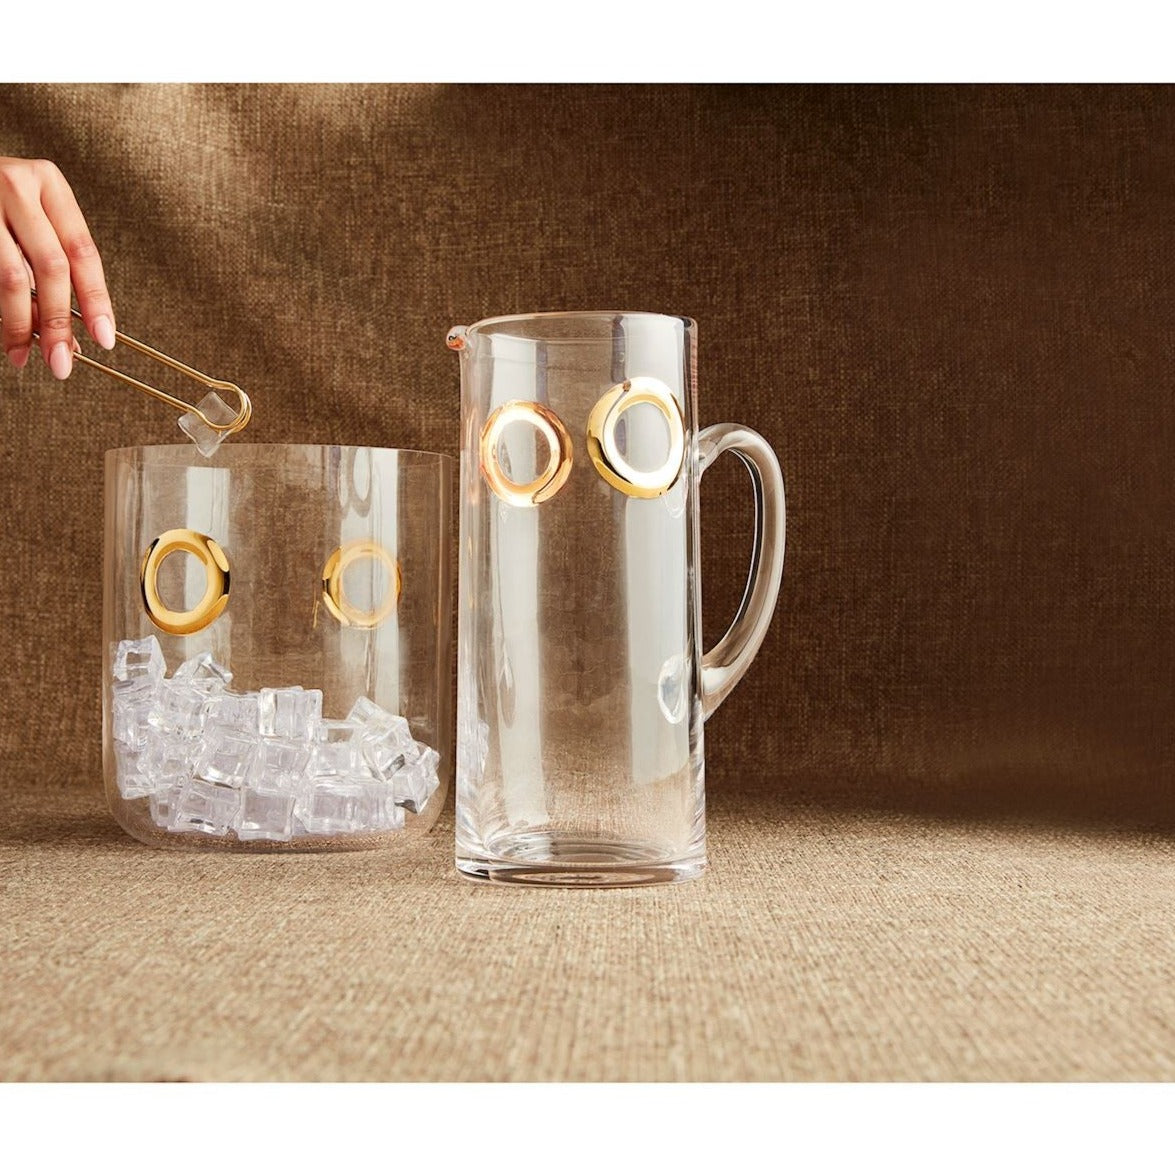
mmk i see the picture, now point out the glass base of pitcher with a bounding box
[457,832,706,888]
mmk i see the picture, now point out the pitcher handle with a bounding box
[697,423,787,719]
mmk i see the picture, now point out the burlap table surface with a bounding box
[3,783,1173,1082]
[0,85,1171,1081]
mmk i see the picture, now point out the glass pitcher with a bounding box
[448,311,786,885]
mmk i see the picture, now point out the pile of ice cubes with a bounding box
[110,635,440,842]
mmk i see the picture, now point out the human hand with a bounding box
[1,157,115,379]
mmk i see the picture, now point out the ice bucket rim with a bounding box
[103,443,455,469]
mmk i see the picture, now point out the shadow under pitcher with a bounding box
[449,311,786,886]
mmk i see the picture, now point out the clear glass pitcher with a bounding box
[448,311,786,885]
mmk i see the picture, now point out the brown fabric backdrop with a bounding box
[3,84,1175,1084]
[0,83,1171,823]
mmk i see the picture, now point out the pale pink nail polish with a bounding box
[93,315,116,350]
[7,345,29,370]
[49,342,72,380]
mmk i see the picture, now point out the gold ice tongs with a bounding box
[27,289,252,438]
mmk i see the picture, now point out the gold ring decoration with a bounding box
[321,539,401,629]
[479,400,574,507]
[586,376,686,498]
[140,528,231,636]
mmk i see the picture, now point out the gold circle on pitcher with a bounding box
[140,528,230,636]
[586,377,686,498]
[321,540,401,629]
[479,400,573,507]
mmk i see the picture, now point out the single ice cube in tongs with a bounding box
[178,391,239,457]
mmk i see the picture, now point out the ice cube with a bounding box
[347,697,416,779]
[346,696,400,731]
[148,681,209,739]
[204,690,262,733]
[178,390,237,458]
[248,737,312,791]
[112,636,165,685]
[295,779,378,835]
[112,686,155,749]
[193,727,259,788]
[368,790,407,832]
[311,720,366,778]
[173,651,233,690]
[236,787,297,842]
[143,734,201,786]
[169,778,241,836]
[149,785,181,829]
[390,745,441,813]
[113,742,154,799]
[258,686,323,739]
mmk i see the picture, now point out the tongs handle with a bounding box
[27,290,252,437]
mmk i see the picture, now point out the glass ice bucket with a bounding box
[450,311,786,885]
[103,444,452,851]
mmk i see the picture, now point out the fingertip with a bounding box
[91,314,116,350]
[48,341,72,380]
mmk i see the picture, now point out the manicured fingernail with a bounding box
[49,342,72,380]
[93,315,115,350]
[6,345,29,370]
